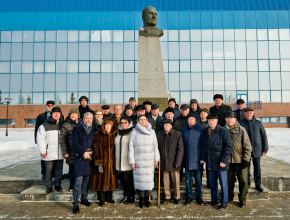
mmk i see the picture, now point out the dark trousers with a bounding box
[248,157,261,187]
[41,160,46,176]
[185,169,202,198]
[73,175,91,207]
[97,191,113,202]
[118,171,135,198]
[228,163,248,202]
[45,160,63,187]
[68,164,75,182]
[137,190,150,198]
[209,170,228,206]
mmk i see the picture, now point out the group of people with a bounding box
[35,94,268,214]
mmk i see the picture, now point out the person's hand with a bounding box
[41,153,46,159]
[220,162,226,167]
[98,165,103,173]
[175,166,178,168]
[154,161,158,168]
[200,160,205,164]
[130,164,136,171]
[262,152,267,156]
[83,152,91,159]
[64,154,69,158]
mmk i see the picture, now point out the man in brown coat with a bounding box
[225,112,252,208]
[157,119,184,205]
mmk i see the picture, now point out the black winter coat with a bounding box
[72,124,98,177]
[92,119,102,131]
[189,109,201,121]
[234,109,245,122]
[176,115,188,128]
[103,112,113,119]
[157,128,184,172]
[162,105,182,118]
[150,114,164,127]
[156,118,182,133]
[239,117,269,158]
[209,104,232,127]
[203,125,232,171]
[34,111,64,144]
[59,117,83,165]
[78,105,94,119]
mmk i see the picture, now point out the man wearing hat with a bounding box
[124,104,135,121]
[181,113,205,206]
[157,107,182,133]
[102,105,113,119]
[209,94,232,127]
[225,111,252,208]
[202,113,232,211]
[150,104,164,126]
[161,98,181,118]
[78,96,94,119]
[143,100,152,115]
[37,107,64,194]
[239,107,268,192]
[133,105,156,130]
[189,99,201,121]
[196,108,209,129]
[35,100,64,180]
[157,119,184,205]
[176,104,190,128]
[233,99,246,121]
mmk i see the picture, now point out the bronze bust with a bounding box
[139,6,164,38]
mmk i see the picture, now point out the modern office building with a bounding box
[0,0,290,128]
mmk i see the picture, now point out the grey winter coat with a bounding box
[196,119,209,129]
[128,122,160,191]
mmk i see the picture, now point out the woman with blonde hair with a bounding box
[93,109,103,131]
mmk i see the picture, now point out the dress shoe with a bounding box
[205,201,219,206]
[174,199,179,205]
[80,199,92,206]
[218,204,228,211]
[106,199,115,203]
[73,206,79,214]
[99,200,105,206]
[240,201,246,208]
[255,185,264,192]
[162,199,169,205]
[126,196,135,204]
[46,187,53,194]
[196,197,204,205]
[55,185,63,192]
[119,196,128,203]
[184,197,192,205]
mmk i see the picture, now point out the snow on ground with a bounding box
[0,128,40,169]
[265,128,290,164]
[0,127,289,169]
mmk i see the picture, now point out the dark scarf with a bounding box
[78,105,92,118]
[118,127,134,136]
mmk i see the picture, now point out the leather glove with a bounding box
[241,160,249,169]
[98,165,103,173]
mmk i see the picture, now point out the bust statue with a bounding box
[139,6,164,38]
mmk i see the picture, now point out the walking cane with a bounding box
[158,160,161,206]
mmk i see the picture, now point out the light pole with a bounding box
[4,98,12,136]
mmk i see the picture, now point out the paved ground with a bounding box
[0,192,289,219]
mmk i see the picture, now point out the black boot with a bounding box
[46,187,53,194]
[196,197,204,205]
[69,180,74,192]
[120,196,128,203]
[144,196,151,207]
[99,200,105,207]
[55,185,63,192]
[126,196,135,204]
[184,197,192,205]
[73,206,79,214]
[80,199,92,206]
[139,197,144,208]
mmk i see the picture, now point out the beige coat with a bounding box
[228,122,252,163]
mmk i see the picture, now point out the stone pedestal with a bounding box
[138,37,168,111]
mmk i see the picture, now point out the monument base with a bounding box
[138,98,168,112]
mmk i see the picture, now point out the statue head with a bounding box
[142,6,157,27]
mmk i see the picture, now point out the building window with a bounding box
[256,117,289,123]
[0,119,15,126]
[25,119,36,125]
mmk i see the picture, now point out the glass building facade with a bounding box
[0,1,290,105]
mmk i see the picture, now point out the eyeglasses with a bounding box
[95,114,103,116]
[120,122,128,124]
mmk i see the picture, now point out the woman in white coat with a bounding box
[129,115,160,208]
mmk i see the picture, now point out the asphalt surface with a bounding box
[0,192,289,219]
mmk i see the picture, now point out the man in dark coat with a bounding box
[149,104,164,126]
[71,112,98,214]
[143,100,152,115]
[124,104,135,121]
[78,96,94,119]
[176,104,190,128]
[181,113,205,206]
[196,108,209,129]
[239,107,268,192]
[102,105,113,119]
[34,100,64,180]
[189,99,201,121]
[209,94,232,127]
[59,108,82,191]
[202,113,232,211]
[161,98,181,118]
[157,107,182,133]
[132,105,156,130]
[233,99,246,121]
[112,104,123,127]
[157,119,184,205]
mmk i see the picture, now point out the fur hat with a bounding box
[101,105,110,110]
[135,105,145,111]
[79,96,89,103]
[164,107,174,114]
[46,100,55,105]
[236,99,245,104]
[68,108,80,118]
[143,100,152,105]
[187,113,196,119]
[168,98,176,104]
[51,106,62,115]
[213,94,224,100]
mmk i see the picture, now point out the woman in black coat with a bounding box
[93,109,103,131]
[60,108,82,191]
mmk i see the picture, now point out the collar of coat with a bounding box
[215,103,225,109]
[225,122,240,134]
[135,122,152,135]
[161,128,174,135]
[181,124,202,132]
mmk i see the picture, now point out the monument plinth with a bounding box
[138,6,168,111]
